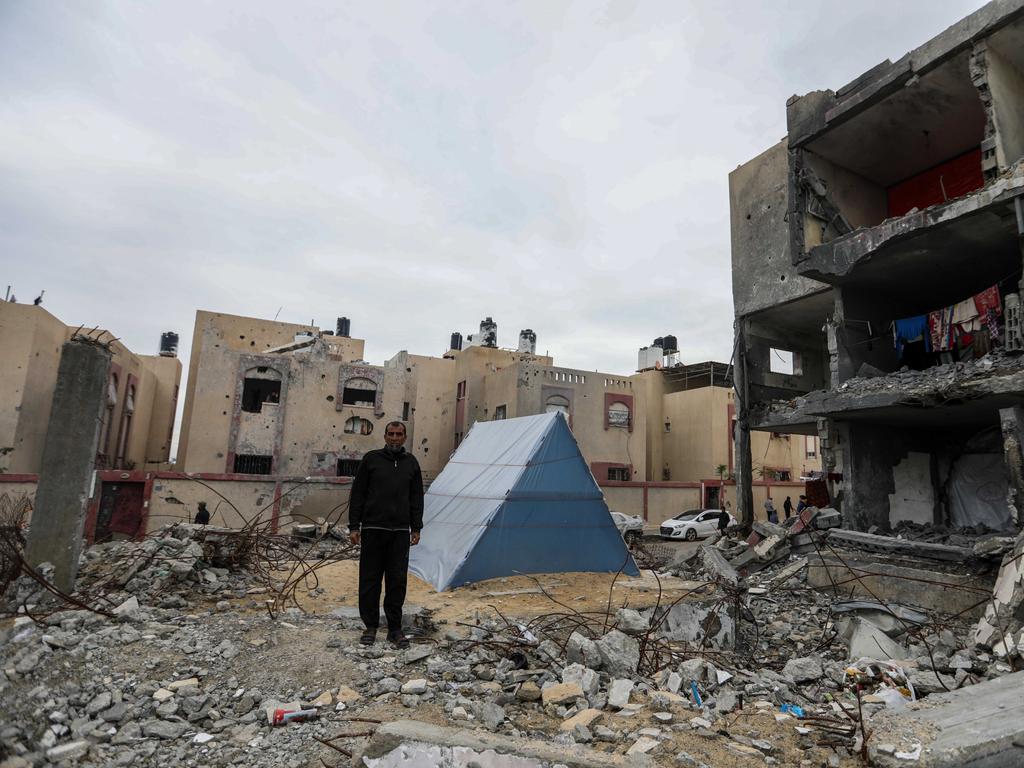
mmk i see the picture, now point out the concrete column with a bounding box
[1001,406,1024,527]
[25,339,111,592]
[733,322,755,530]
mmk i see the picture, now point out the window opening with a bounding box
[242,378,281,413]
[545,395,570,415]
[337,458,361,477]
[608,401,631,427]
[769,348,801,376]
[494,404,507,420]
[344,416,374,435]
[608,467,630,481]
[342,377,377,407]
[402,401,410,421]
[234,454,273,474]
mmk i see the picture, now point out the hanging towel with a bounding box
[894,315,930,358]
[951,297,980,332]
[928,306,955,352]
[974,285,1002,317]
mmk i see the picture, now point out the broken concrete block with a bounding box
[594,630,639,676]
[836,616,908,661]
[562,664,600,698]
[782,656,823,683]
[700,546,742,586]
[566,632,602,669]
[615,608,649,635]
[752,521,789,540]
[542,681,584,706]
[560,708,604,732]
[652,597,736,650]
[607,679,633,710]
[974,529,1024,649]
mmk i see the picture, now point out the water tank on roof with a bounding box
[336,317,351,337]
[662,334,678,354]
[518,329,537,354]
[159,332,179,357]
[479,317,497,348]
[450,332,463,351]
[653,337,664,349]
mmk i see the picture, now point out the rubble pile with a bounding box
[2,522,1024,766]
[2,524,270,618]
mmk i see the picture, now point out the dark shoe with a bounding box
[387,630,410,649]
[360,628,377,645]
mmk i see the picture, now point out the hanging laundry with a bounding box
[951,297,980,332]
[974,285,1002,317]
[928,306,955,351]
[894,315,930,358]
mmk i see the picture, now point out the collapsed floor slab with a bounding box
[806,552,993,617]
[867,670,1024,767]
[357,720,643,768]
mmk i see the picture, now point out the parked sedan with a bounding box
[610,511,644,545]
[659,509,735,541]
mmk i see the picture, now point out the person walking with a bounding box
[783,496,793,520]
[349,421,424,649]
[194,501,210,525]
[718,506,730,536]
[796,495,808,515]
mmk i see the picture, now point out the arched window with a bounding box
[608,401,630,427]
[545,395,570,415]
[344,416,374,435]
[342,377,377,407]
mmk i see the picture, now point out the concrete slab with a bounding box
[868,670,1024,767]
[806,553,992,617]
[826,529,974,562]
[357,720,642,768]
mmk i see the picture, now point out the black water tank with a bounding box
[159,332,179,357]
[337,317,351,337]
[653,337,664,349]
[662,334,678,353]
[450,332,463,351]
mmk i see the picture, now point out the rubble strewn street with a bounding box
[3,515,1023,767]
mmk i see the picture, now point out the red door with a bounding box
[94,482,145,542]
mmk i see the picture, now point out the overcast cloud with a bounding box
[1,0,984,445]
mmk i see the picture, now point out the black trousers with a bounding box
[358,529,410,632]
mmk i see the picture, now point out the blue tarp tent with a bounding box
[409,411,639,591]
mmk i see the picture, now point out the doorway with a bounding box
[94,482,145,543]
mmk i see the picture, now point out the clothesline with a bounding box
[893,283,1003,357]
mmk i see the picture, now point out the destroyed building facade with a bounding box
[730,0,1024,531]
[0,301,181,474]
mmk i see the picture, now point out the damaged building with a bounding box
[730,0,1024,533]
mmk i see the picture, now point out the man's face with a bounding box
[385,424,407,449]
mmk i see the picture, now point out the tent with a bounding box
[409,411,639,591]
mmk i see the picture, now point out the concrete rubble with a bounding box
[2,516,1024,767]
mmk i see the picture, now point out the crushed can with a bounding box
[272,707,318,725]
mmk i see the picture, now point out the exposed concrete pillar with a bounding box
[733,321,755,530]
[1001,406,1024,527]
[25,339,111,592]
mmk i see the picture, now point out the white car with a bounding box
[610,511,644,545]
[659,509,735,541]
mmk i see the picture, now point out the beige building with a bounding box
[177,311,646,484]
[0,301,181,474]
[639,361,820,492]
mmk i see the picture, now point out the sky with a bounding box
[1,0,984,441]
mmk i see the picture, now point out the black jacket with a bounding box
[349,447,424,531]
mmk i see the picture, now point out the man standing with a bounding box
[349,421,424,649]
[194,501,210,525]
[763,496,777,523]
[783,496,793,520]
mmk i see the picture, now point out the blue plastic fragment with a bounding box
[779,703,804,718]
[690,680,703,708]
